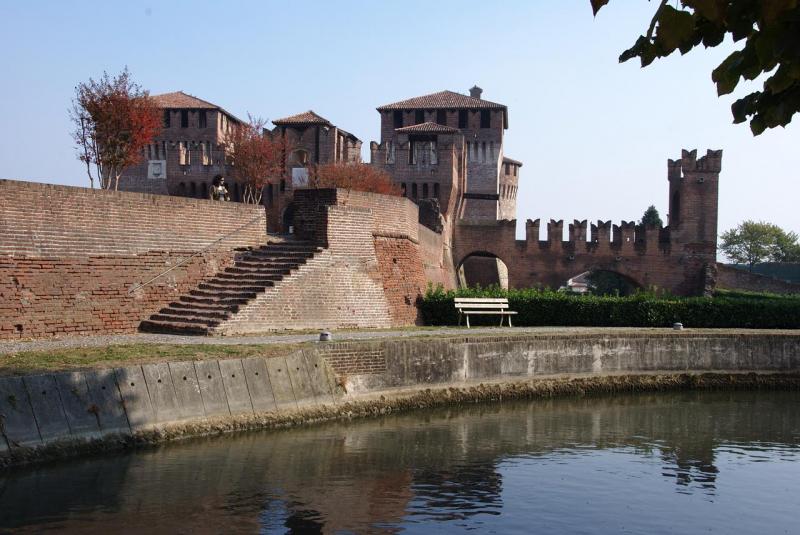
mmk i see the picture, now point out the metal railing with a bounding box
[128,213,266,295]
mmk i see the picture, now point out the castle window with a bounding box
[481,142,487,162]
[200,142,210,165]
[458,110,468,128]
[163,110,171,128]
[410,136,437,165]
[181,110,189,128]
[411,183,418,199]
[480,110,490,128]
[199,110,207,128]
[401,183,407,196]
[415,110,424,124]
[422,183,429,198]
[436,110,447,125]
[201,183,208,199]
[433,183,440,198]
[393,110,403,129]
[386,141,395,164]
[178,142,189,165]
[190,182,197,198]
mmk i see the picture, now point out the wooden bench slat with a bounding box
[457,311,517,315]
[454,298,509,303]
[455,303,510,309]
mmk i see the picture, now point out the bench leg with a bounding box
[466,315,470,329]
[458,312,461,327]
[508,315,513,327]
[499,314,503,327]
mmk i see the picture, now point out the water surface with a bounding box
[1,391,799,533]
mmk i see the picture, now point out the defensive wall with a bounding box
[1,330,798,466]
[453,150,722,295]
[0,180,266,340]
[715,263,800,294]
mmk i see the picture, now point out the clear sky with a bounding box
[1,1,797,241]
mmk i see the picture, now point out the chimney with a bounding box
[469,85,483,99]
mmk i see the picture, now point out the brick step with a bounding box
[179,295,249,306]
[246,250,315,260]
[205,277,280,286]
[214,273,284,282]
[139,320,211,335]
[222,266,292,275]
[158,307,231,320]
[170,300,240,313]
[149,313,221,326]
[230,260,302,270]
[197,282,271,293]
[188,288,258,300]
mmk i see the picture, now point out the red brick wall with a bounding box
[716,264,800,294]
[219,189,428,333]
[0,180,265,339]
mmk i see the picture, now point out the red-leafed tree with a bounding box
[70,68,161,190]
[308,162,402,196]
[223,115,288,204]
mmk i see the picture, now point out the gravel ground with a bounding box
[1,326,793,356]
[0,326,638,355]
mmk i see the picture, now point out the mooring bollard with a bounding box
[319,331,332,342]
[673,322,684,331]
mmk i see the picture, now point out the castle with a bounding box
[6,87,771,339]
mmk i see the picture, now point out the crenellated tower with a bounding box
[667,149,722,250]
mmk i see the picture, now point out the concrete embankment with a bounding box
[1,330,799,468]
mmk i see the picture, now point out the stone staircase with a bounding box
[139,240,323,335]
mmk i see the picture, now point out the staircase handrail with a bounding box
[128,213,266,295]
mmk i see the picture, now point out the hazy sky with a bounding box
[1,1,797,241]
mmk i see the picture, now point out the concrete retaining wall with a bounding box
[1,331,798,462]
[0,350,336,451]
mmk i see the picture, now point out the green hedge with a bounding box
[420,286,800,329]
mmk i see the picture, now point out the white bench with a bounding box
[455,297,517,328]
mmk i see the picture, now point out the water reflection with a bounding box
[1,391,799,533]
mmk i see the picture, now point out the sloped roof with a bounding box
[272,110,332,126]
[503,156,523,167]
[377,90,506,111]
[150,91,243,122]
[395,122,460,134]
[151,91,220,109]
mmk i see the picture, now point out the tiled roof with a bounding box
[395,122,460,134]
[272,110,332,126]
[151,91,220,109]
[150,91,243,123]
[377,90,506,111]
[503,156,523,166]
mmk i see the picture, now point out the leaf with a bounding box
[590,0,610,16]
[683,0,727,23]
[760,0,798,23]
[712,51,743,95]
[655,5,696,53]
[749,114,766,135]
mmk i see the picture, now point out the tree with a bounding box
[307,162,402,196]
[591,1,800,135]
[586,270,639,296]
[223,115,288,204]
[720,220,800,270]
[70,68,161,190]
[640,205,663,227]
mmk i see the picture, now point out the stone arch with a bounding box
[561,267,643,296]
[456,251,510,289]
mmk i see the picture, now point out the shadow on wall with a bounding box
[458,253,509,289]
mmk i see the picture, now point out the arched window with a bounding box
[190,182,197,198]
[401,183,407,197]
[422,183,429,198]
[178,182,186,196]
[433,183,440,198]
[411,183,418,199]
[201,182,208,199]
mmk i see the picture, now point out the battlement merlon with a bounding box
[669,149,723,180]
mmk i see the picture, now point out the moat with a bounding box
[1,390,798,533]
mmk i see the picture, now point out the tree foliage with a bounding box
[720,220,800,269]
[640,205,664,227]
[307,162,402,196]
[592,0,800,135]
[70,68,161,190]
[223,115,288,204]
